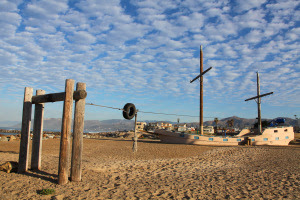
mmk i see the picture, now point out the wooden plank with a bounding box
[244,92,274,102]
[18,87,33,173]
[58,79,74,185]
[71,82,86,182]
[31,89,45,170]
[190,67,212,83]
[32,90,87,104]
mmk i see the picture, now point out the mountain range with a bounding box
[5,116,299,132]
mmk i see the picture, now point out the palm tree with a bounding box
[214,118,219,134]
[214,118,219,127]
[227,119,234,128]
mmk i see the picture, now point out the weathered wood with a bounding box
[190,67,212,83]
[244,92,274,102]
[32,90,86,104]
[244,73,273,134]
[71,83,86,182]
[58,79,74,185]
[31,90,45,170]
[132,113,138,153]
[18,87,33,173]
[200,45,203,135]
[257,72,262,134]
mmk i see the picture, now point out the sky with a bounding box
[0,0,299,124]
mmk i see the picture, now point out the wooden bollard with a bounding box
[58,79,74,185]
[31,90,45,170]
[71,82,86,182]
[18,87,33,173]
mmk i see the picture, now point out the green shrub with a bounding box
[38,188,55,195]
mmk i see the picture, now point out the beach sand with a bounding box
[0,138,299,199]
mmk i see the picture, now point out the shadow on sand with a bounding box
[24,170,58,184]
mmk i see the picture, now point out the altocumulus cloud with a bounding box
[0,0,299,121]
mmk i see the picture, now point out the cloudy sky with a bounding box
[0,0,299,123]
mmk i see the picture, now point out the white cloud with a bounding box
[244,30,263,44]
[235,9,266,29]
[0,0,21,12]
[68,31,96,44]
[0,0,299,122]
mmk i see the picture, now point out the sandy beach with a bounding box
[0,138,299,199]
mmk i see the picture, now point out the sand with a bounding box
[0,138,299,199]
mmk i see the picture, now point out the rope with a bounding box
[86,103,124,111]
[86,102,214,118]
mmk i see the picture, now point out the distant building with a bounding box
[146,122,160,131]
[136,122,147,131]
[203,126,214,134]
[160,122,173,130]
[187,127,196,131]
[177,124,187,132]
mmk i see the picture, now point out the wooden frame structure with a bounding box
[18,79,87,185]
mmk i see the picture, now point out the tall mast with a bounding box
[257,72,262,133]
[200,45,203,135]
[190,46,212,135]
[245,72,273,134]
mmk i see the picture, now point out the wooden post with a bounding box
[18,87,33,173]
[132,112,138,153]
[31,90,45,170]
[257,72,262,134]
[71,82,86,182]
[58,79,74,185]
[200,45,203,135]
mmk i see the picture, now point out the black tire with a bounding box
[123,103,136,120]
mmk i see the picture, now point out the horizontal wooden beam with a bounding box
[245,92,273,102]
[190,67,212,83]
[32,90,87,104]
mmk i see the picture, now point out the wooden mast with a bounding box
[190,46,212,135]
[245,72,273,134]
[257,72,262,134]
[200,45,203,135]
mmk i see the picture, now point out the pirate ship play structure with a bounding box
[155,47,294,146]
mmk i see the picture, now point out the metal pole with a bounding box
[133,112,138,152]
[257,72,262,134]
[200,45,203,135]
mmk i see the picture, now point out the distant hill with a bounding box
[0,121,20,127]
[10,118,135,132]
[201,116,298,129]
[8,116,299,132]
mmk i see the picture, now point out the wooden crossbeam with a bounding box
[190,67,212,83]
[32,90,87,104]
[245,92,273,102]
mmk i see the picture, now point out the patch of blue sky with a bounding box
[67,0,83,12]
[124,52,135,59]
[92,53,108,62]
[163,8,182,19]
[124,38,139,46]
[120,0,138,19]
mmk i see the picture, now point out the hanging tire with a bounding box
[123,103,136,120]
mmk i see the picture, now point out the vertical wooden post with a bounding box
[257,72,262,134]
[200,45,203,135]
[31,89,45,170]
[58,79,74,185]
[132,112,138,153]
[18,87,33,173]
[71,82,86,182]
